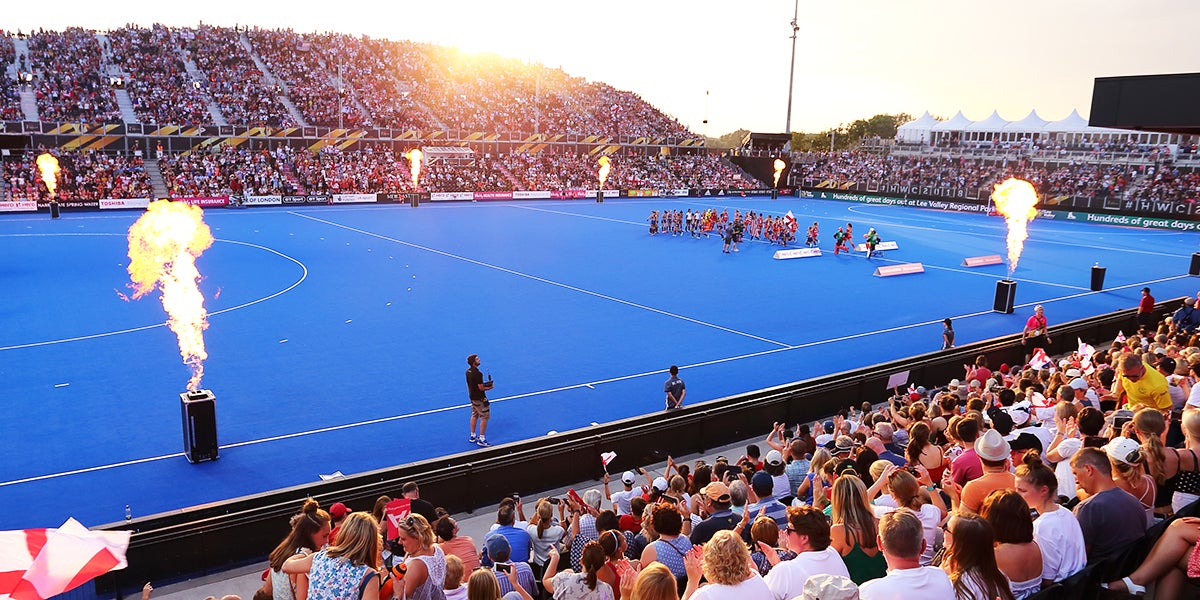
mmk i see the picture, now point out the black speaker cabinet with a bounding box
[181,390,219,463]
[994,280,1016,314]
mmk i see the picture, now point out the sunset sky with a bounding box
[6,0,1198,136]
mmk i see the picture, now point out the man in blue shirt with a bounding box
[664,365,686,410]
[747,471,789,531]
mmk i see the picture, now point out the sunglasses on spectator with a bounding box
[1126,368,1145,381]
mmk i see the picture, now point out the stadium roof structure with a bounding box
[1042,109,1091,133]
[965,110,1010,132]
[930,111,974,132]
[1003,110,1050,133]
[896,111,938,142]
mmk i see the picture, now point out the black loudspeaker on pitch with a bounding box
[994,280,1016,314]
[181,390,219,463]
[1190,253,1200,276]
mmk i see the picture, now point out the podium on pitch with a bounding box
[773,248,822,260]
[873,263,925,277]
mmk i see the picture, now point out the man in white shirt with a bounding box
[604,469,648,515]
[859,509,953,600]
[761,506,849,600]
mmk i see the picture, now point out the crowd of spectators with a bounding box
[154,149,762,196]
[3,25,701,141]
[246,28,365,128]
[0,34,23,121]
[26,28,120,123]
[106,25,212,125]
[181,25,294,128]
[795,152,1200,204]
[158,145,295,197]
[253,301,1200,600]
[1,150,149,200]
[291,145,415,195]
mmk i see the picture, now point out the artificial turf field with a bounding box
[1,195,1195,529]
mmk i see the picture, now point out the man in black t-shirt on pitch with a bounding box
[466,354,495,447]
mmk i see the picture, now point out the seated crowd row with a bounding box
[0,148,756,201]
[253,307,1200,600]
[794,152,1199,205]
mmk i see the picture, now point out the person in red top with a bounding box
[1022,305,1051,363]
[1136,287,1156,330]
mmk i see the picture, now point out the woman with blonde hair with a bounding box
[886,465,946,566]
[828,475,886,584]
[283,512,380,600]
[682,530,769,600]
[623,563,678,600]
[265,499,331,600]
[394,514,447,600]
[467,568,534,600]
[1104,437,1156,526]
[794,448,832,506]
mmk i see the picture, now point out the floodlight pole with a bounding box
[784,0,800,136]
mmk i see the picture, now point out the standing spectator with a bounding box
[1021,305,1051,363]
[396,514,447,600]
[942,318,955,350]
[283,512,380,600]
[1070,448,1148,561]
[939,515,1016,600]
[403,482,439,525]
[485,504,532,565]
[858,509,953,599]
[265,500,331,600]
[664,366,685,410]
[1137,287,1156,330]
[527,500,566,583]
[761,506,849,600]
[466,354,495,447]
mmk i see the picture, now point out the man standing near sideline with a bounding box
[664,365,686,410]
[1136,287,1155,330]
[1022,304,1051,363]
[466,354,495,447]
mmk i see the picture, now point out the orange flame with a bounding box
[36,153,60,198]
[127,200,215,391]
[597,156,611,189]
[992,177,1039,276]
[772,158,786,187]
[405,149,422,189]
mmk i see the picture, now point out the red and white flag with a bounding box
[1028,348,1052,370]
[600,451,617,467]
[1077,337,1095,359]
[1115,330,1127,343]
[784,211,798,232]
[0,518,130,600]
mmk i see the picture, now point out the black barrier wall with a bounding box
[92,301,1182,596]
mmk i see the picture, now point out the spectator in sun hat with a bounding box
[951,429,1015,515]
[832,436,857,459]
[1069,377,1100,410]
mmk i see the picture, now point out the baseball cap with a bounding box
[621,471,636,485]
[1069,377,1089,390]
[329,502,351,519]
[765,449,784,467]
[484,533,510,558]
[750,470,773,491]
[652,477,669,492]
[703,482,731,503]
[1065,368,1081,378]
[915,386,927,395]
[823,420,835,434]
[949,379,961,388]
[1104,437,1143,466]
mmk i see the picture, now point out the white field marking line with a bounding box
[0,236,308,351]
[841,205,1191,258]
[289,211,791,347]
[4,272,1187,487]
[511,204,647,226]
